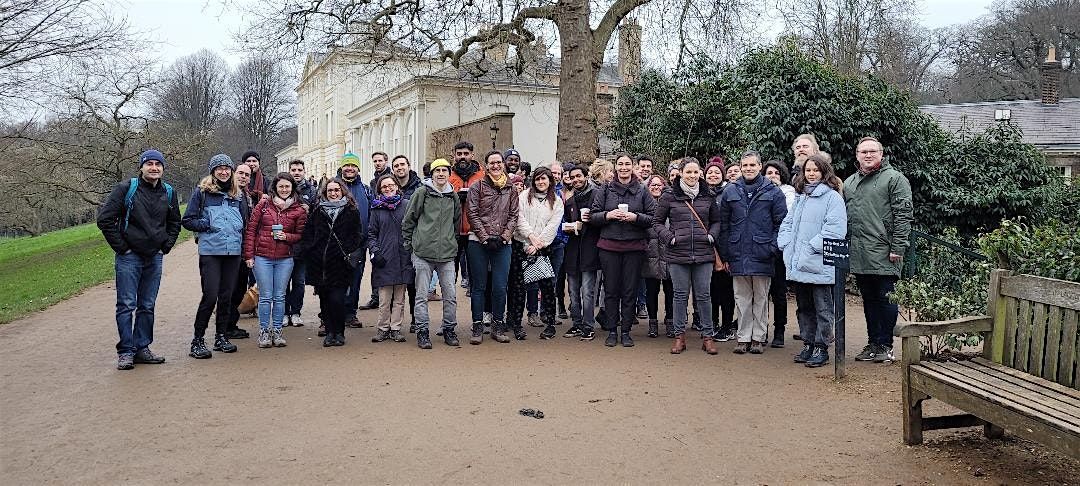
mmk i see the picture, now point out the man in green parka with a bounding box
[845,136,913,364]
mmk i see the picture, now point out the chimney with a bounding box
[618,19,642,85]
[1040,47,1062,105]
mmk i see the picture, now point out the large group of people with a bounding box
[97,135,913,372]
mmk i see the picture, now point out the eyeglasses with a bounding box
[858,149,881,155]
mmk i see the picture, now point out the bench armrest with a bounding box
[894,316,994,338]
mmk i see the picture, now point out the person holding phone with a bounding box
[244,173,308,348]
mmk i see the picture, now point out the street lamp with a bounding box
[490,122,499,149]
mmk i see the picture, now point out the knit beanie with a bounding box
[340,152,361,168]
[208,153,234,173]
[706,156,725,174]
[429,158,451,171]
[240,150,261,163]
[139,149,166,167]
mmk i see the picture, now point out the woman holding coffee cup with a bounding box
[244,173,308,348]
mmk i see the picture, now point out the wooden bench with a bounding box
[895,269,1080,459]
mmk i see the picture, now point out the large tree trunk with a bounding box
[554,0,601,164]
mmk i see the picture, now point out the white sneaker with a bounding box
[257,329,272,348]
[482,312,493,325]
[272,328,287,347]
[527,314,543,327]
[291,315,304,326]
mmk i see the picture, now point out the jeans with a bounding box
[345,249,368,319]
[644,278,672,321]
[637,278,647,307]
[567,271,599,331]
[734,275,772,343]
[319,286,348,336]
[252,256,294,330]
[855,273,899,347]
[285,257,307,315]
[194,255,241,338]
[669,263,715,336]
[412,255,457,332]
[795,282,835,348]
[466,241,511,323]
[769,257,788,331]
[598,249,645,331]
[376,285,407,331]
[114,251,163,355]
[429,271,439,292]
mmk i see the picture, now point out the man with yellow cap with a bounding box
[402,158,462,349]
[338,152,372,328]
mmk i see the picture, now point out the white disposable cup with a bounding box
[618,203,629,212]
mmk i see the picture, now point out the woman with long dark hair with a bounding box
[298,179,362,346]
[506,167,564,339]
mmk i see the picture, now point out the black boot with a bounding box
[416,330,432,349]
[647,319,659,338]
[771,326,786,348]
[443,328,460,347]
[664,319,675,338]
[469,321,484,345]
[189,336,212,359]
[213,333,237,353]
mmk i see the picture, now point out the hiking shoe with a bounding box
[604,331,618,347]
[621,332,634,347]
[492,323,511,343]
[580,329,596,341]
[874,345,895,363]
[527,313,543,327]
[226,328,250,339]
[540,325,557,340]
[771,332,785,348]
[794,344,813,363]
[117,353,135,370]
[733,342,750,354]
[257,329,272,348]
[563,326,582,338]
[749,341,764,354]
[416,330,432,349]
[469,322,484,345]
[271,328,287,347]
[513,327,528,340]
[291,315,304,327]
[443,329,460,347]
[213,334,237,353]
[806,347,830,368]
[190,337,213,359]
[715,327,736,342]
[636,304,648,319]
[390,330,407,342]
[323,335,335,347]
[372,329,389,342]
[855,344,878,361]
[134,347,166,364]
[345,317,363,328]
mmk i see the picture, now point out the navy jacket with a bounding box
[716,176,788,276]
[368,200,414,288]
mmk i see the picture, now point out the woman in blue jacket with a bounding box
[181,154,249,359]
[368,174,414,344]
[778,154,847,367]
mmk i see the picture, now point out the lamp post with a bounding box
[490,122,499,149]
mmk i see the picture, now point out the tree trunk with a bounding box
[554,0,601,164]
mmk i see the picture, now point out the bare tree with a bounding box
[776,0,916,75]
[155,49,231,133]
[230,55,295,155]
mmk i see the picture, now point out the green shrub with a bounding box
[978,219,1080,283]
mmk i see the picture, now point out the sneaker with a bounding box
[257,329,272,348]
[333,333,346,346]
[580,329,596,341]
[854,344,878,361]
[345,317,363,328]
[416,330,433,349]
[271,328,287,347]
[286,314,293,327]
[482,312,493,325]
[873,345,895,363]
[190,337,213,358]
[117,353,135,370]
[428,291,442,302]
[323,335,335,347]
[134,347,166,364]
[390,330,407,342]
[359,298,379,310]
[733,342,750,354]
[513,327,528,340]
[647,319,659,338]
[213,334,237,353]
[443,329,460,347]
[409,323,417,334]
[806,347,830,368]
[604,331,618,347]
[527,313,543,327]
[749,341,764,354]
[469,321,484,345]
[540,325,557,340]
[557,306,568,320]
[636,304,648,319]
[372,329,389,343]
[563,326,582,338]
[621,332,634,347]
[461,278,470,289]
[291,315,304,327]
[226,328,250,339]
[715,327,736,342]
[317,324,326,337]
[794,344,813,363]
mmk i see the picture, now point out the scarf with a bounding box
[320,199,347,222]
[490,173,507,189]
[804,182,820,195]
[273,196,294,211]
[452,159,479,182]
[215,178,232,193]
[858,159,883,175]
[679,178,700,199]
[371,193,403,210]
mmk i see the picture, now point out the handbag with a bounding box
[684,201,725,272]
[522,254,555,283]
[328,219,363,269]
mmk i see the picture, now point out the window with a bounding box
[1053,166,1073,179]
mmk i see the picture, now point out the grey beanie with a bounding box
[207,153,234,173]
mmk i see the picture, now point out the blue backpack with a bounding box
[124,177,173,232]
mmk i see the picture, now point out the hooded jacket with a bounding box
[843,159,913,277]
[402,179,461,262]
[778,183,848,284]
[97,177,182,257]
[716,176,788,276]
[181,178,250,256]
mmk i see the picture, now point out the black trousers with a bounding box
[194,255,242,338]
[645,277,673,321]
[507,241,556,329]
[711,270,737,331]
[769,258,788,331]
[319,286,348,335]
[225,265,251,331]
[598,249,645,331]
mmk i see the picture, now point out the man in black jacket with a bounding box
[96,149,182,370]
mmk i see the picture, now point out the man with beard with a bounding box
[448,141,485,291]
[390,154,422,198]
[791,134,819,172]
[339,153,372,328]
[241,151,270,196]
[504,149,522,175]
[561,164,602,341]
[368,151,390,194]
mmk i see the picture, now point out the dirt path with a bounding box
[1,240,1075,484]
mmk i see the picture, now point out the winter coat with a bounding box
[342,177,371,242]
[515,190,564,247]
[449,162,485,236]
[588,176,656,243]
[778,184,848,284]
[843,160,913,277]
[97,177,182,257]
[643,195,669,280]
[779,184,796,212]
[466,174,519,243]
[397,171,422,199]
[243,197,308,260]
[368,199,414,288]
[652,181,720,265]
[563,182,602,274]
[716,176,788,276]
[368,167,391,195]
[296,180,318,208]
[299,203,362,288]
[402,180,462,262]
[181,182,249,256]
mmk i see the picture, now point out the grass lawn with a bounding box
[0,209,190,324]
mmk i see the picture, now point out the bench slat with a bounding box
[1003,296,1018,368]
[918,362,1080,426]
[1016,300,1033,373]
[1069,310,1080,389]
[1001,274,1080,311]
[1030,303,1049,380]
[971,357,1080,399]
[955,360,1080,411]
[1045,306,1064,383]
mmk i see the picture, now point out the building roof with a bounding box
[920,98,1080,152]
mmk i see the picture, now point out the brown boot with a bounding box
[670,334,686,354]
[701,336,718,355]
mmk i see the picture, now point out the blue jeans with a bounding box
[345,249,367,319]
[285,257,306,315]
[114,251,163,355]
[253,256,294,330]
[567,271,599,331]
[669,263,715,336]
[466,241,511,323]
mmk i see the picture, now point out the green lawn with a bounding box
[0,210,190,324]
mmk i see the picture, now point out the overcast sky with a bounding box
[115,0,996,68]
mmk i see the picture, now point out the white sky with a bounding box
[111,0,996,69]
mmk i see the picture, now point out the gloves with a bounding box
[485,237,503,251]
[371,253,387,267]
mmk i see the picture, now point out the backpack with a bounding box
[124,177,173,232]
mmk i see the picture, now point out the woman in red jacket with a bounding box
[244,173,308,348]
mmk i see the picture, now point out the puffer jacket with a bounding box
[843,159,913,277]
[402,179,461,262]
[515,190,564,246]
[368,199,414,288]
[299,203,361,288]
[243,197,308,260]
[563,182,601,274]
[449,161,485,236]
[643,193,669,280]
[466,174,519,243]
[181,181,249,256]
[588,176,656,242]
[716,176,788,276]
[652,181,720,265]
[778,183,848,285]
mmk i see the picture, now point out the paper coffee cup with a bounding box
[618,204,629,212]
